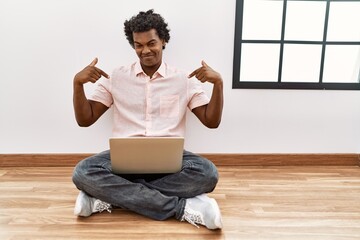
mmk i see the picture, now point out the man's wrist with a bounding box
[213,78,223,87]
[73,80,85,88]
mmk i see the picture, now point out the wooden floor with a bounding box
[0,166,359,240]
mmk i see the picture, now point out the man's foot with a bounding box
[181,194,223,230]
[74,191,112,217]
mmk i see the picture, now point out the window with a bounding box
[232,0,360,90]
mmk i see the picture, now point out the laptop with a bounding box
[109,137,184,174]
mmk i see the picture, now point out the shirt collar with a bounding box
[135,61,166,78]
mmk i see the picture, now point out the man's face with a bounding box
[133,29,165,69]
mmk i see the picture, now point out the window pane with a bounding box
[242,0,283,40]
[323,45,360,83]
[327,2,360,41]
[282,44,322,82]
[240,43,280,82]
[285,1,326,41]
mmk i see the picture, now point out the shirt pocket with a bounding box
[160,95,179,118]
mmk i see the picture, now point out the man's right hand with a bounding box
[74,58,110,85]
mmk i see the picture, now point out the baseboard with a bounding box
[0,153,359,167]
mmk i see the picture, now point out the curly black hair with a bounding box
[124,9,170,49]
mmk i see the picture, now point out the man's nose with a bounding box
[143,46,151,54]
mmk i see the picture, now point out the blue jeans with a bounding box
[72,150,219,220]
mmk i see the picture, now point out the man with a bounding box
[72,9,224,230]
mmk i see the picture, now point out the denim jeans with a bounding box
[72,150,219,221]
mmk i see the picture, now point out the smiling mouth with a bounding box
[142,55,154,59]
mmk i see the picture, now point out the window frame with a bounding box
[232,0,360,90]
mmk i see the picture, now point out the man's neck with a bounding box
[141,62,161,78]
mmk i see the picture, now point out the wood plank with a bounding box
[0,166,359,239]
[204,153,360,166]
[0,153,359,167]
[0,154,90,167]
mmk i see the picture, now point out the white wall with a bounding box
[0,0,359,154]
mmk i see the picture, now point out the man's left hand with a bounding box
[188,61,223,85]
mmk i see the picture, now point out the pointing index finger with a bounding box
[188,66,201,78]
[88,58,109,79]
[95,67,110,79]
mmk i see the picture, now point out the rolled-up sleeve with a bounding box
[187,78,210,110]
[89,78,113,107]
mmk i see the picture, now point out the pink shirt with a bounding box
[89,61,210,137]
